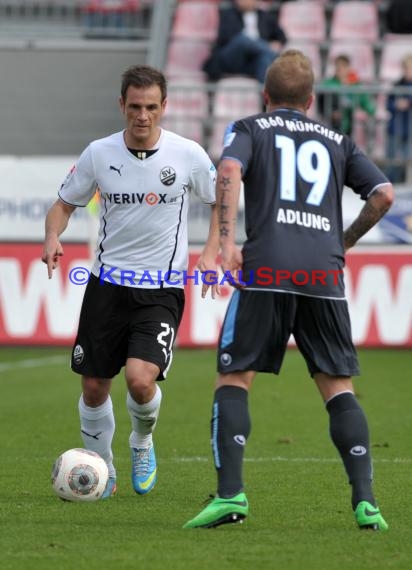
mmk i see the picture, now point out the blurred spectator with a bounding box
[386,0,412,34]
[318,54,375,136]
[385,54,412,183]
[202,0,287,84]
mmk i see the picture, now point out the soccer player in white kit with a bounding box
[42,65,220,498]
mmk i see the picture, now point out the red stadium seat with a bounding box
[278,1,326,42]
[330,1,379,41]
[165,38,211,78]
[172,0,219,41]
[325,41,376,83]
[212,77,261,118]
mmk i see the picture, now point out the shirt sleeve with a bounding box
[58,145,98,207]
[220,120,253,175]
[345,142,389,200]
[189,143,217,204]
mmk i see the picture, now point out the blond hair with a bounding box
[264,49,314,108]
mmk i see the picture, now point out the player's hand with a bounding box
[42,237,64,279]
[221,244,244,289]
[197,254,220,299]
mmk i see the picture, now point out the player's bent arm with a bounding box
[343,183,394,251]
[42,199,77,278]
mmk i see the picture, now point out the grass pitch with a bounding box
[0,346,411,570]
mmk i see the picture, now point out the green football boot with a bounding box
[355,501,388,531]
[183,493,249,529]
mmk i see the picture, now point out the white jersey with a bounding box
[59,129,216,288]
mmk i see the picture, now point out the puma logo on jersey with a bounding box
[110,164,124,176]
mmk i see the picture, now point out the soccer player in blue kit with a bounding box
[42,65,220,499]
[184,50,393,530]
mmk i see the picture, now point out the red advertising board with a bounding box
[0,243,411,347]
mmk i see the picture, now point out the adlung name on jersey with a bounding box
[277,208,331,232]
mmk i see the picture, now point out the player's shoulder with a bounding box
[161,128,198,147]
[88,131,124,152]
[233,111,263,130]
[160,128,207,157]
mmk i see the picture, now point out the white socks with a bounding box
[127,385,162,449]
[78,395,116,478]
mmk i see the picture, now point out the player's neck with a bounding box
[123,127,161,152]
[266,104,307,115]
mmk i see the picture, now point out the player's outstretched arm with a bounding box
[42,199,77,279]
[343,183,394,251]
[217,159,243,283]
[198,204,221,299]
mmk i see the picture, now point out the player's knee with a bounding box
[82,376,111,407]
[125,367,158,403]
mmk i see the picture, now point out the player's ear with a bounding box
[262,89,269,109]
[306,93,315,112]
[119,96,125,114]
[161,97,168,113]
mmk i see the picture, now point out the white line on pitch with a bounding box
[169,456,412,464]
[0,355,68,373]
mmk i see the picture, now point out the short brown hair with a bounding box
[121,65,167,101]
[264,49,314,108]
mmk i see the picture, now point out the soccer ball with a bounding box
[51,448,109,502]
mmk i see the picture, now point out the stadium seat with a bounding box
[171,0,219,41]
[380,36,412,84]
[208,77,261,160]
[278,1,326,42]
[162,79,208,145]
[212,77,261,118]
[330,1,379,41]
[165,38,211,78]
[325,41,376,83]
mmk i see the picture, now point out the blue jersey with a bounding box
[221,109,389,299]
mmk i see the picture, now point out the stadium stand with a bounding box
[80,0,148,38]
[1,0,411,179]
[0,0,155,39]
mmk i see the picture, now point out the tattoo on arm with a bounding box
[218,175,232,238]
[344,188,392,249]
